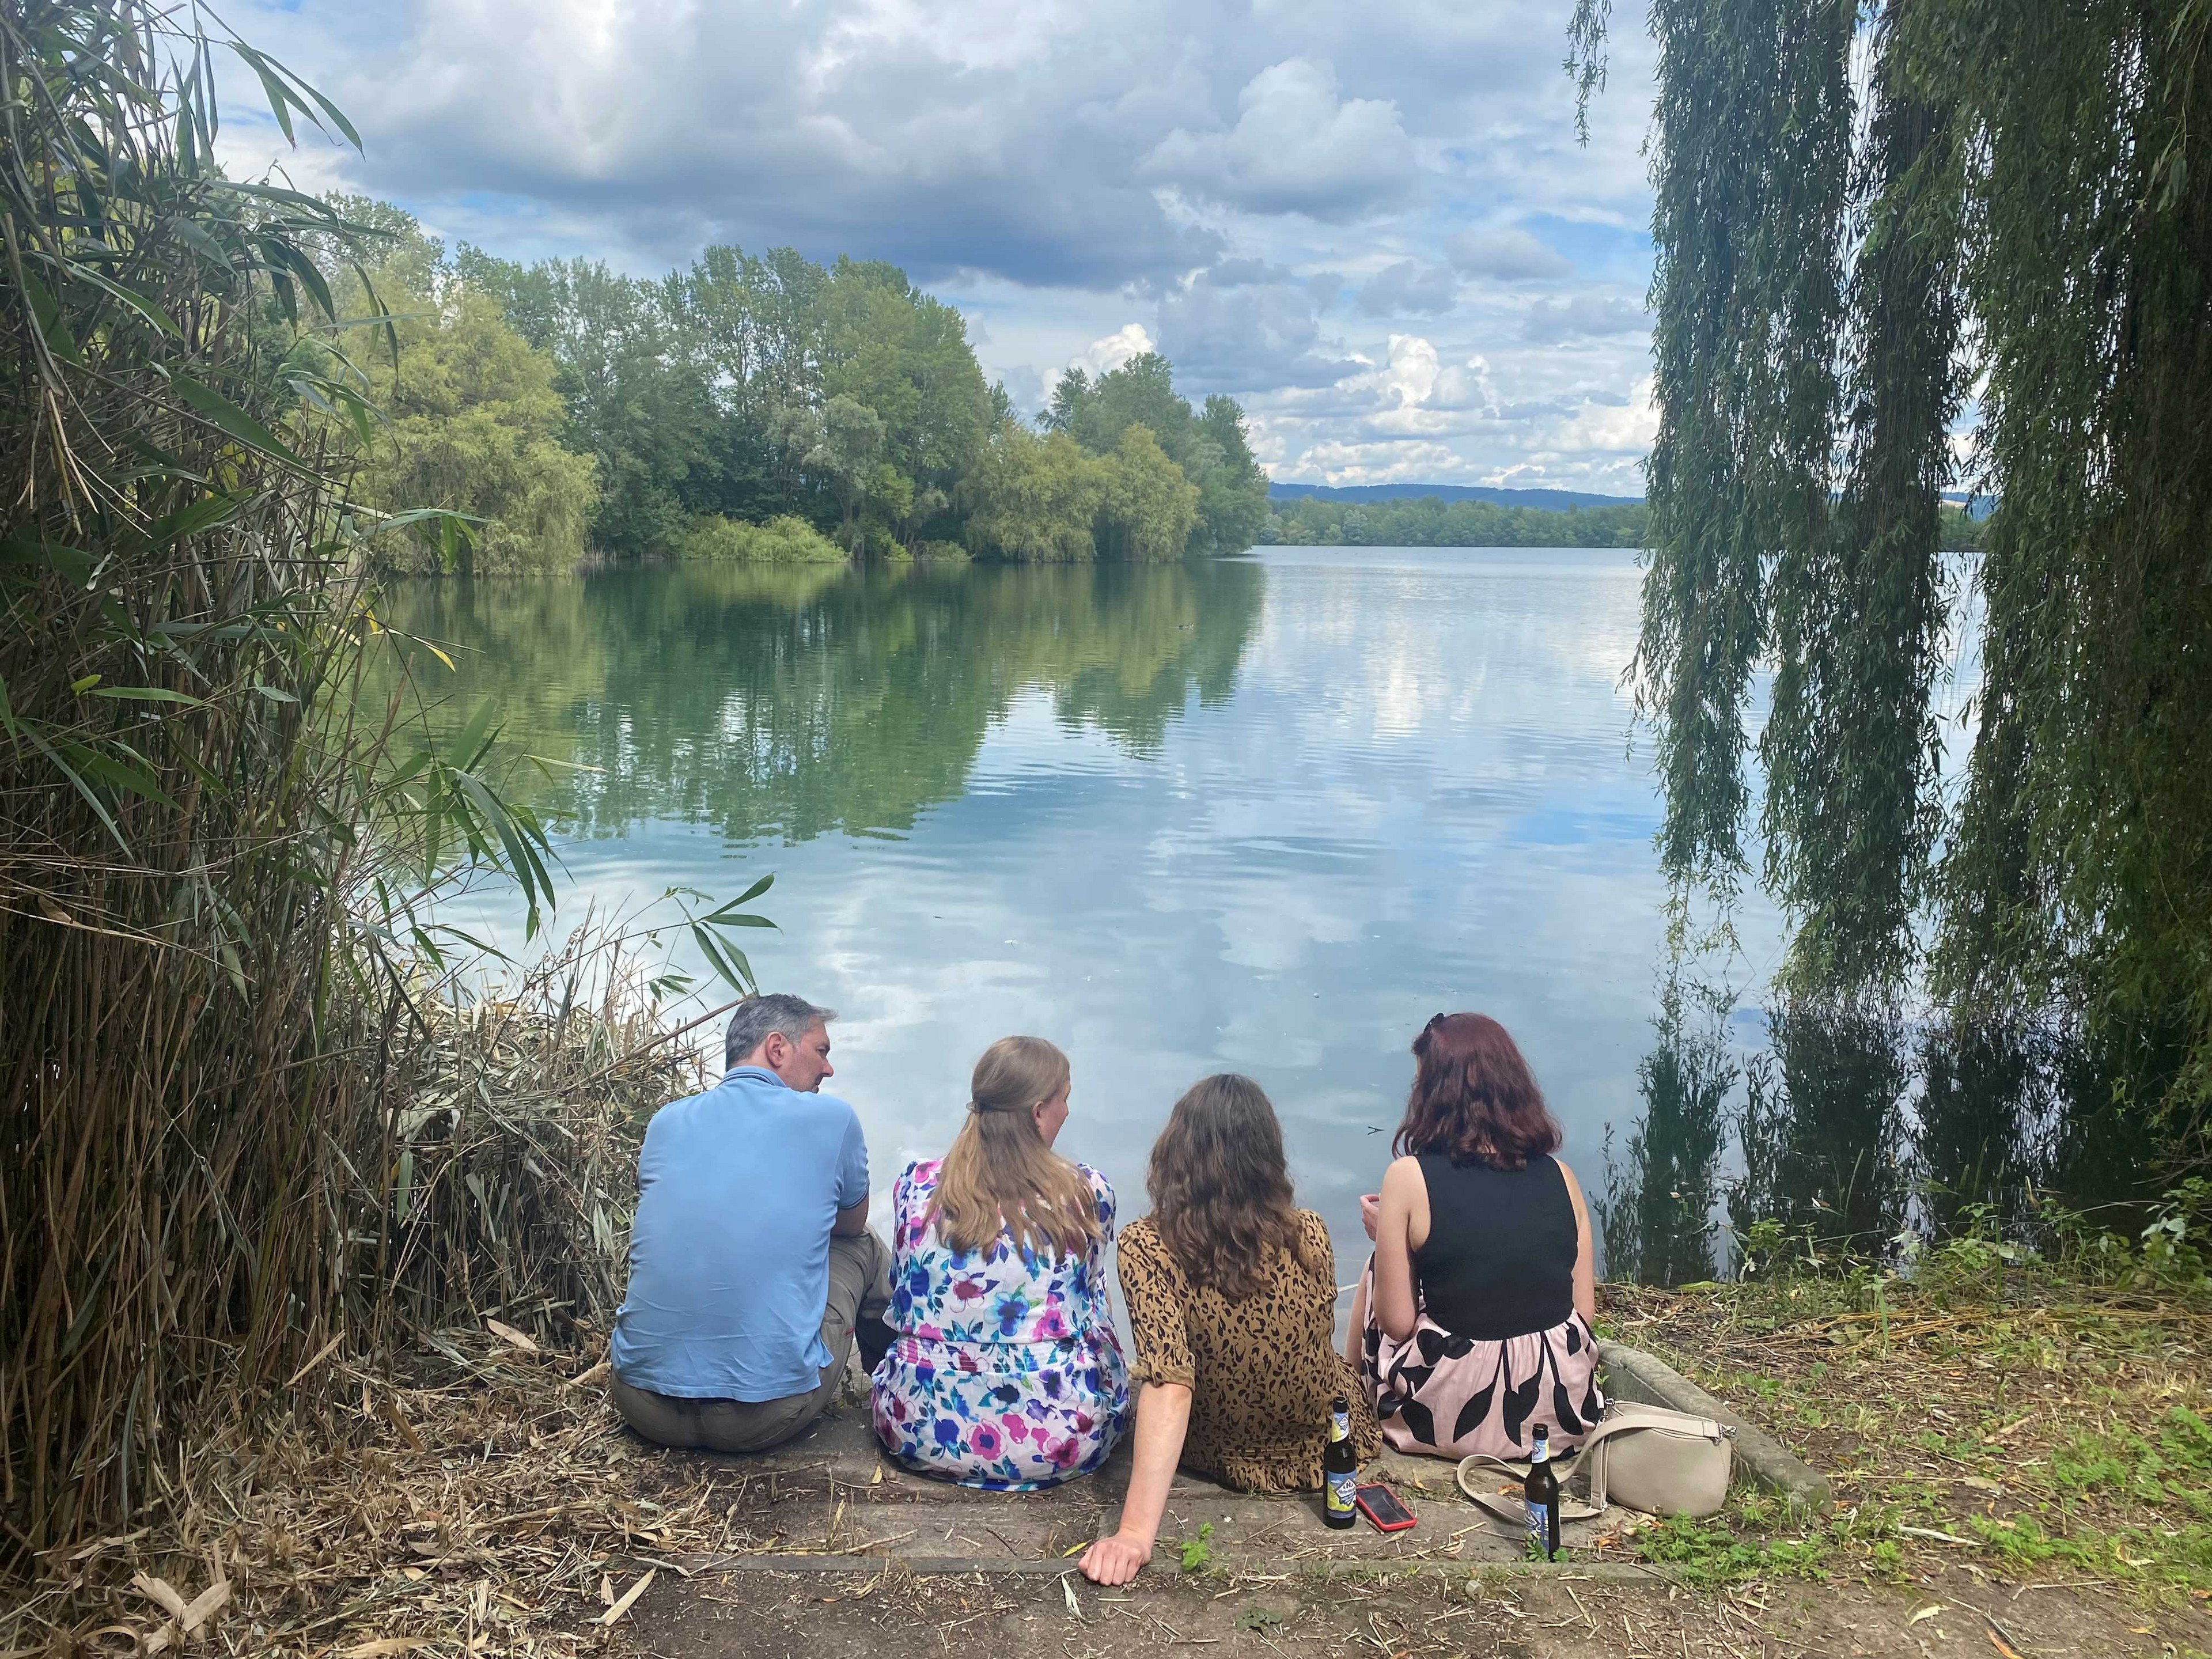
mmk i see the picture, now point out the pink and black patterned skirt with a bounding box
[1357,1259,1604,1460]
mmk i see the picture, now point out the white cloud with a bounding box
[1541,375,1659,456]
[1294,438,1469,485]
[1078,323,1157,376]
[1141,59,1419,222]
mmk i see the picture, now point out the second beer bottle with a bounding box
[1323,1395,1357,1529]
[1523,1424,1560,1559]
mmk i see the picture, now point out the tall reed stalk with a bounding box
[0,1,767,1554]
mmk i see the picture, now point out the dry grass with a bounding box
[0,1330,712,1659]
[368,933,710,1351]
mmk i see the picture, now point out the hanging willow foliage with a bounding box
[1580,0,2212,1152]
[1628,0,1855,895]
[1762,1,1964,994]
[1926,0,2212,1141]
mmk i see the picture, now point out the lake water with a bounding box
[376,548,2128,1285]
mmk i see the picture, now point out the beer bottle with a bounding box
[1523,1425,1560,1559]
[1323,1395,1357,1529]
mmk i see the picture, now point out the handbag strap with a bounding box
[1455,1453,1603,1532]
[1453,1410,1729,1529]
[1580,1406,1728,1453]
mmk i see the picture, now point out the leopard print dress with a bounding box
[1117,1211,1381,1490]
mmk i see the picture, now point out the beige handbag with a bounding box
[1455,1403,1735,1526]
[1574,1403,1733,1516]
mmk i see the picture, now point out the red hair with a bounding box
[1391,1013,1561,1171]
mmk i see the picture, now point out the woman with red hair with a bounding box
[1346,1013,1602,1460]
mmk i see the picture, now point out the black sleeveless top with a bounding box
[1411,1153,1576,1340]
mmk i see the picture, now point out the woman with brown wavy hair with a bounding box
[1081,1074,1377,1586]
[870,1036,1128,1489]
[1347,1013,1601,1463]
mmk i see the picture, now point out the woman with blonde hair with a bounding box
[870,1036,1127,1488]
[1081,1074,1378,1586]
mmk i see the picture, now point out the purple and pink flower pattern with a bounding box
[869,1158,1128,1490]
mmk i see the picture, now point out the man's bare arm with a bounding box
[831,1195,869,1237]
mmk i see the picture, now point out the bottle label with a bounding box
[1525,1497,1553,1552]
[1326,1470,1357,1516]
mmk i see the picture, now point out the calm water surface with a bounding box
[378,548,2113,1283]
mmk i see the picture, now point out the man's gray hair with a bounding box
[725,994,838,1070]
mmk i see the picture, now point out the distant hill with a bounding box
[1267,482,1642,512]
[1269,480,1996,521]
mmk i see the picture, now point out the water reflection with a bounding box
[1601,984,2175,1282]
[373,558,1266,843]
[1916,1017,2063,1237]
[1597,978,1732,1286]
[369,547,1677,1297]
[374,552,2168,1287]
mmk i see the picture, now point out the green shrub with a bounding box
[354,291,600,576]
[677,513,849,563]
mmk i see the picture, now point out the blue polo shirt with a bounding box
[611,1066,869,1402]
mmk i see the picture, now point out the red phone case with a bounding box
[1355,1482,1417,1532]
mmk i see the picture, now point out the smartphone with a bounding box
[1355,1480,1416,1532]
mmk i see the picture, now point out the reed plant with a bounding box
[0,0,769,1555]
[370,917,728,1348]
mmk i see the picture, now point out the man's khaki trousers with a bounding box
[610,1229,893,1454]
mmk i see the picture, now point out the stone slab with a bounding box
[618,1339,1831,1591]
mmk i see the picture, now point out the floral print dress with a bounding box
[869,1158,1129,1490]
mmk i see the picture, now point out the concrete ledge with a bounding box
[662,1551,1671,1584]
[1597,1341,1832,1513]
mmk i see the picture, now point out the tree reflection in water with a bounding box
[366,556,1266,846]
[1601,976,2181,1285]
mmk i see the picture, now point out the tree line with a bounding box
[1264,495,1647,548]
[1256,493,1986,551]
[316,202,1269,573]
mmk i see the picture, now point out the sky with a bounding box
[215,0,1662,494]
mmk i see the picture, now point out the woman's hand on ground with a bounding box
[1078,1529,1153,1585]
[1359,1192,1381,1241]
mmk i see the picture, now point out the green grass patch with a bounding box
[1634,1513,1836,1588]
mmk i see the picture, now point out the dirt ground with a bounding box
[618,1553,2199,1659]
[11,1272,2212,1659]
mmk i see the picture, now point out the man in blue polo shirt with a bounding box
[609,994,892,1452]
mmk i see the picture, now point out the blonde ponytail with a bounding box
[929,1036,1102,1260]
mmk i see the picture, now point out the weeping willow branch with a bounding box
[1925,0,2212,1142]
[1762,0,1965,995]
[1631,0,1855,899]
[1614,0,2212,1160]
